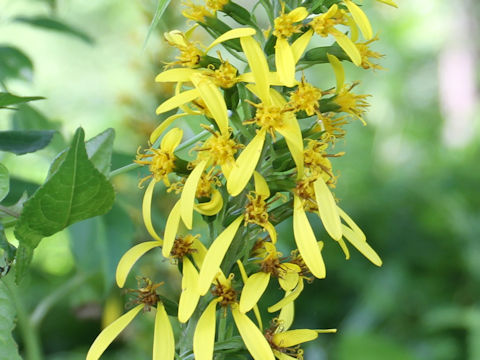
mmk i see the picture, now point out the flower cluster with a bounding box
[88,1,396,359]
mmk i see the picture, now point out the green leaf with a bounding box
[0,275,22,360]
[14,16,94,45]
[0,46,33,82]
[69,204,133,292]
[0,164,8,202]
[14,128,115,283]
[1,226,16,273]
[48,128,115,177]
[0,130,56,155]
[0,193,26,220]
[0,92,44,109]
[144,0,172,48]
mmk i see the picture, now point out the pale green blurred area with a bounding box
[1,0,480,359]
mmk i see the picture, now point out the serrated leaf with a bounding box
[0,164,8,202]
[144,0,172,48]
[15,16,94,44]
[69,204,133,292]
[14,128,115,283]
[0,130,55,155]
[48,128,115,177]
[0,46,33,82]
[0,92,44,109]
[0,275,22,360]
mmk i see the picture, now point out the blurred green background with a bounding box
[1,0,479,359]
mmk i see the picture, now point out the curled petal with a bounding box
[264,221,277,244]
[153,302,175,360]
[206,27,256,52]
[240,36,271,104]
[275,38,296,87]
[330,29,361,66]
[268,278,304,313]
[232,305,275,360]
[342,224,382,266]
[161,127,183,153]
[239,272,271,313]
[86,304,143,360]
[150,113,188,144]
[313,178,342,241]
[344,0,373,40]
[227,129,266,196]
[193,298,220,360]
[162,200,182,258]
[327,53,345,93]
[198,216,243,295]
[194,188,224,216]
[178,258,200,323]
[116,241,162,288]
[278,263,300,292]
[337,237,351,259]
[191,74,229,135]
[156,88,200,115]
[293,196,326,279]
[142,179,163,243]
[273,329,318,348]
[180,160,208,229]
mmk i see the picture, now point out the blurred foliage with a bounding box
[0,0,479,359]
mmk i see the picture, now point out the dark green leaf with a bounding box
[69,204,133,292]
[0,164,8,202]
[157,294,178,317]
[1,226,16,270]
[144,0,172,48]
[15,16,94,44]
[14,128,115,283]
[0,193,27,219]
[0,275,22,360]
[0,92,44,109]
[0,46,33,82]
[48,128,115,176]
[0,130,56,155]
[214,336,245,353]
[301,44,350,63]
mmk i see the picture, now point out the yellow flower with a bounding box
[193,273,276,360]
[182,1,213,23]
[86,279,175,360]
[289,75,322,116]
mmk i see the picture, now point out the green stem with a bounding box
[0,204,19,218]
[3,276,43,360]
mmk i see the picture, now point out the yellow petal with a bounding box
[153,302,175,360]
[150,113,188,144]
[278,263,300,292]
[162,200,182,258]
[253,304,263,331]
[291,29,313,63]
[313,178,342,241]
[346,15,359,43]
[161,127,183,153]
[276,112,304,178]
[337,237,351,259]
[194,188,224,216]
[206,27,257,52]
[240,36,271,104]
[273,329,318,347]
[327,53,345,93]
[264,221,277,244]
[191,237,208,269]
[330,29,361,66]
[289,7,309,22]
[344,0,373,40]
[180,160,208,229]
[274,351,298,360]
[275,38,296,87]
[156,88,200,115]
[116,241,162,288]
[191,74,228,135]
[278,300,294,331]
[376,0,398,8]
[253,171,270,197]
[193,299,220,360]
[155,68,198,83]
[86,304,143,360]
[142,179,163,243]
[293,196,326,279]
[178,257,200,323]
[239,272,271,313]
[198,216,243,295]
[227,129,266,196]
[238,71,283,86]
[268,278,304,313]
[231,305,275,360]
[337,206,366,241]
[342,224,382,266]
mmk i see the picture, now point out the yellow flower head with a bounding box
[194,126,242,168]
[289,76,322,116]
[244,192,269,227]
[206,0,229,11]
[170,234,199,260]
[310,4,346,37]
[334,82,370,124]
[211,59,238,88]
[356,35,384,70]
[164,30,203,68]
[182,1,213,22]
[273,5,309,39]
